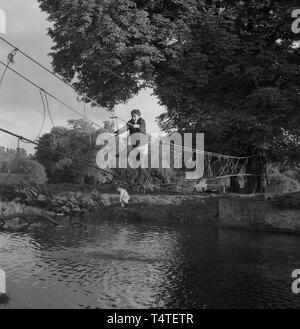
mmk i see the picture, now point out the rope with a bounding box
[44,91,55,128]
[20,90,47,145]
[209,174,259,179]
[35,89,47,142]
[83,99,92,148]
[160,139,254,159]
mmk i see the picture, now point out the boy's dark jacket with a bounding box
[116,118,146,136]
[115,118,147,147]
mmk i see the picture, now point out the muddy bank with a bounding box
[99,197,219,225]
[3,184,300,233]
[1,184,213,213]
[0,184,219,227]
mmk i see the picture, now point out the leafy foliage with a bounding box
[156,0,300,161]
[34,119,111,184]
[12,159,48,184]
[0,146,47,184]
[38,0,300,164]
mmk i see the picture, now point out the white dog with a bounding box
[116,187,130,207]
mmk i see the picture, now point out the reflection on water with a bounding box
[1,218,300,309]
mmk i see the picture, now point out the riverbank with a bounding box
[0,183,220,228]
[1,183,300,234]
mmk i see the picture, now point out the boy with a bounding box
[115,109,146,147]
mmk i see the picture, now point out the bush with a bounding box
[13,159,48,184]
[0,161,12,173]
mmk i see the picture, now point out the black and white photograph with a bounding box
[1,0,300,315]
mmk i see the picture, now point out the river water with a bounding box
[1,218,300,309]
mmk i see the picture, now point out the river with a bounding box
[1,218,300,309]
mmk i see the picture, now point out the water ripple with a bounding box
[1,220,300,308]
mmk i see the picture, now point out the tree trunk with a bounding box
[246,152,267,194]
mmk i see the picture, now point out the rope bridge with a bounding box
[0,36,257,184]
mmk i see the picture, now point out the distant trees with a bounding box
[0,148,47,184]
[0,146,27,162]
[34,119,112,184]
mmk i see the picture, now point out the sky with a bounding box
[0,0,164,154]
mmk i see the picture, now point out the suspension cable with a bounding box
[0,60,103,130]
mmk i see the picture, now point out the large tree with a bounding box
[38,0,300,163]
